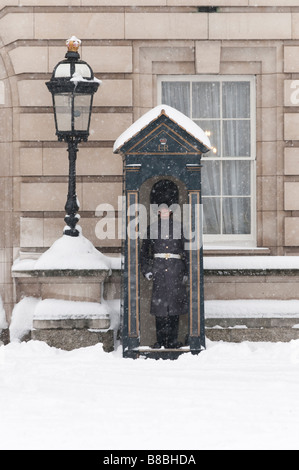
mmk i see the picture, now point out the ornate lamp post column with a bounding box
[46,36,101,236]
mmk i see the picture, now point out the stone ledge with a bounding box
[206,318,299,328]
[203,248,271,257]
[12,268,111,303]
[206,318,299,343]
[12,269,110,279]
[205,268,299,277]
[32,328,114,353]
[206,327,299,343]
[33,317,110,330]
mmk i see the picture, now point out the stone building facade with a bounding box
[1,0,299,338]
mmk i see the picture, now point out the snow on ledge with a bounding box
[70,72,102,85]
[113,104,212,153]
[204,256,299,271]
[12,231,122,272]
[9,297,120,342]
[205,300,299,319]
[34,232,110,270]
[34,299,110,321]
[12,252,299,274]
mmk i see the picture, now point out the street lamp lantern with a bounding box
[46,36,100,143]
[46,36,101,236]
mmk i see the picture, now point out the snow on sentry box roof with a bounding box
[113,104,212,153]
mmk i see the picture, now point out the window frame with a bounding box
[157,74,257,247]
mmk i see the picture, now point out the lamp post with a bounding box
[46,36,101,236]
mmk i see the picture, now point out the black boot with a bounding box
[168,340,183,349]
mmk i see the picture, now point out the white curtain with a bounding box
[162,82,190,116]
[162,80,252,236]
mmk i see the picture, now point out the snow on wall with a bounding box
[9,297,40,342]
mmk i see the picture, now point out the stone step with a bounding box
[32,308,113,352]
[205,318,299,343]
[32,328,114,352]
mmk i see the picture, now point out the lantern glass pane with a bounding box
[54,64,71,78]
[54,93,72,132]
[74,94,92,131]
[74,63,92,78]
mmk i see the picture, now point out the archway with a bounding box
[139,175,189,347]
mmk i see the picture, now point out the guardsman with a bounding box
[140,180,188,349]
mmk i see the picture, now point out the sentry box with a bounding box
[114,105,212,359]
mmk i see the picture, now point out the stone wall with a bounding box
[0,1,299,324]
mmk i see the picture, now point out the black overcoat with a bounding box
[140,217,189,317]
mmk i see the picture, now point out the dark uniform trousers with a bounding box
[156,314,179,348]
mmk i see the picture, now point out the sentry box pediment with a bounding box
[114,105,211,359]
[114,105,211,157]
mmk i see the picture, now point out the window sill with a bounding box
[203,246,271,257]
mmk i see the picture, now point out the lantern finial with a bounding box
[66,36,81,53]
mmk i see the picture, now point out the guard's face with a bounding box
[159,207,171,219]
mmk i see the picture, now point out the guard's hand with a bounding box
[183,275,188,285]
[145,272,153,281]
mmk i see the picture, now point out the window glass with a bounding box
[159,76,255,243]
[223,120,251,157]
[192,82,220,119]
[223,82,250,119]
[162,82,190,116]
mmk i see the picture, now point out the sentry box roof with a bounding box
[113,105,212,155]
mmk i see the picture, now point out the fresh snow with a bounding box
[1,339,299,450]
[70,72,102,85]
[34,232,110,270]
[9,297,40,342]
[113,104,212,153]
[206,299,299,318]
[6,229,299,450]
[9,297,299,344]
[33,298,110,321]
[9,297,120,343]
[11,231,121,272]
[204,255,299,271]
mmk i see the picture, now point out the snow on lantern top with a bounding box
[51,37,93,80]
[66,36,81,53]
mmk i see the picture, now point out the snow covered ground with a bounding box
[1,339,299,450]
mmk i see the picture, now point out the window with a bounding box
[158,76,256,246]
